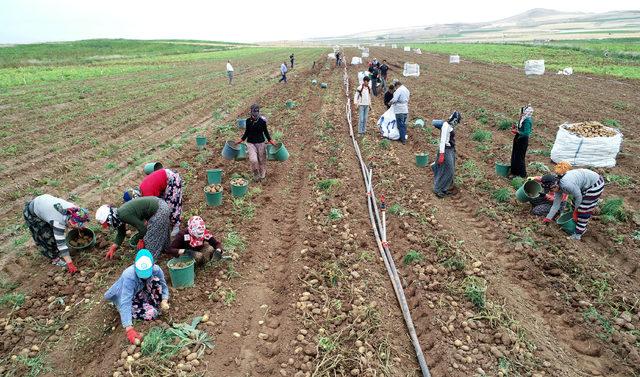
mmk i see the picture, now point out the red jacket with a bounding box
[140,169,168,197]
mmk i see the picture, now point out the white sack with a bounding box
[392,44,398,49]
[550,123,623,168]
[377,107,400,140]
[351,56,362,65]
[404,46,411,52]
[414,48,422,54]
[449,55,460,63]
[403,62,420,77]
[362,52,369,58]
[525,60,545,75]
[327,53,336,59]
[556,67,573,75]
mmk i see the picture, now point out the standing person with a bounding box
[383,84,395,109]
[353,76,372,136]
[335,51,341,67]
[279,62,288,83]
[290,53,295,69]
[432,111,462,198]
[510,105,533,178]
[370,64,380,97]
[226,60,234,85]
[235,104,277,182]
[541,164,605,240]
[166,216,224,265]
[104,249,169,345]
[96,196,172,259]
[23,194,89,274]
[379,60,389,92]
[123,168,183,237]
[389,79,410,144]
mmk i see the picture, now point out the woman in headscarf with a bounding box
[540,162,605,240]
[235,104,277,182]
[432,111,462,198]
[354,76,372,136]
[166,216,223,265]
[23,194,89,274]
[104,249,169,344]
[96,196,171,259]
[123,167,183,236]
[510,105,533,178]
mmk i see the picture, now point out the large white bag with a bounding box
[327,53,336,60]
[351,56,362,65]
[404,46,411,52]
[362,52,369,58]
[377,107,400,140]
[391,44,398,49]
[525,60,545,75]
[414,48,422,54]
[550,123,623,168]
[357,71,368,85]
[449,55,460,63]
[403,62,420,77]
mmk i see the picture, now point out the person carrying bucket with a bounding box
[384,84,395,109]
[226,60,234,85]
[354,76,372,136]
[96,197,172,259]
[166,216,224,265]
[540,161,605,240]
[510,105,533,178]
[104,249,169,345]
[23,194,89,274]
[389,79,410,144]
[123,167,183,237]
[432,111,462,198]
[235,104,277,182]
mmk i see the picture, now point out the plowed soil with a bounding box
[1,47,639,377]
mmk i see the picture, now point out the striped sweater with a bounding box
[30,194,75,257]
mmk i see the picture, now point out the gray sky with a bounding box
[0,0,636,44]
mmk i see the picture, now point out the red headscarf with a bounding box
[187,216,212,248]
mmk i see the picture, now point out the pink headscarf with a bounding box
[187,216,212,248]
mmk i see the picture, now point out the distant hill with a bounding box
[308,8,640,43]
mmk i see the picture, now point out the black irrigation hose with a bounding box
[341,66,431,377]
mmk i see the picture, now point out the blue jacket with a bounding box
[104,265,169,327]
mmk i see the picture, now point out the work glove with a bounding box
[437,153,445,165]
[213,248,223,261]
[126,328,143,345]
[106,244,118,259]
[573,209,578,222]
[235,139,243,145]
[136,239,145,251]
[269,140,277,146]
[66,261,78,274]
[161,300,170,311]
[542,218,552,224]
[511,129,518,135]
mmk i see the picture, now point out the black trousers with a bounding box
[510,134,529,178]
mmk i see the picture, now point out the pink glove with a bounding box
[66,261,78,274]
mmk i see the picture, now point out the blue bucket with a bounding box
[432,120,444,129]
[237,118,246,128]
[221,141,240,160]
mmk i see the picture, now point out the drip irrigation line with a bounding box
[341,66,431,377]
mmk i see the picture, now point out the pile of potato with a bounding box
[230,177,247,186]
[69,230,92,247]
[563,121,617,138]
[204,184,223,193]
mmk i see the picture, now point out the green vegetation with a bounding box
[387,203,408,216]
[605,174,633,188]
[600,197,628,223]
[316,178,341,192]
[328,208,343,221]
[472,129,492,142]
[223,230,246,254]
[492,188,511,203]
[497,118,515,130]
[511,176,525,190]
[403,250,424,265]
[416,38,640,79]
[0,292,25,308]
[463,276,487,310]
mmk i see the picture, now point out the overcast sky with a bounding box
[0,0,636,44]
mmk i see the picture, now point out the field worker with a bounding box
[104,249,169,345]
[510,105,533,178]
[166,216,224,265]
[354,76,372,136]
[526,186,568,217]
[379,60,389,91]
[226,60,234,85]
[432,111,462,198]
[541,162,605,240]
[389,79,410,144]
[23,194,89,274]
[290,53,295,69]
[335,51,341,67]
[235,104,277,182]
[370,63,380,96]
[123,167,183,236]
[384,84,395,109]
[96,197,172,259]
[279,61,288,83]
